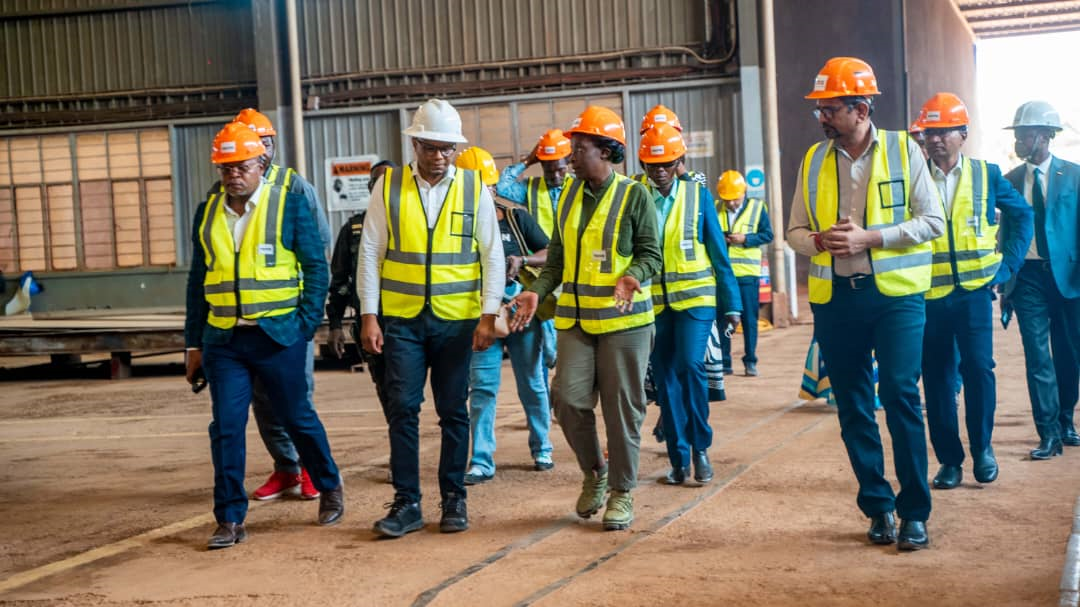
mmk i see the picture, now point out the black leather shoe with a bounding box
[932,464,963,490]
[693,450,714,483]
[318,483,345,526]
[897,520,929,551]
[867,512,896,545]
[973,447,999,483]
[373,497,424,538]
[1063,429,1080,447]
[207,522,246,550]
[440,493,468,533]
[1031,437,1064,460]
[744,362,759,377]
[662,466,691,485]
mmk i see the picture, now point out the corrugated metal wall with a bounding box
[298,0,707,77]
[171,123,219,264]
[627,83,742,185]
[305,112,403,232]
[2,0,255,100]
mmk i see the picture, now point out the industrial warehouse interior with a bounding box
[3,1,1080,605]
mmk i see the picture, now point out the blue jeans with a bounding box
[1012,261,1080,441]
[202,328,340,524]
[541,319,557,369]
[720,277,760,367]
[467,320,552,476]
[382,310,476,503]
[652,310,713,469]
[812,280,930,522]
[250,340,315,475]
[923,287,996,466]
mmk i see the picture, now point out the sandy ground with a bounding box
[0,319,1076,606]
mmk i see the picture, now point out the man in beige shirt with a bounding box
[788,57,944,552]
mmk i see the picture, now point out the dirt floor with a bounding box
[0,318,1076,606]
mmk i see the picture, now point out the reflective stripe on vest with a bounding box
[719,197,765,278]
[802,129,932,303]
[650,180,716,313]
[926,158,1001,299]
[380,165,482,320]
[526,176,555,237]
[555,174,654,334]
[198,184,301,329]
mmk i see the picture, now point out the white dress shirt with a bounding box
[930,154,963,215]
[787,125,945,277]
[357,163,505,316]
[1023,154,1052,260]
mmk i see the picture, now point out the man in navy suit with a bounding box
[1002,100,1080,460]
[916,93,1032,490]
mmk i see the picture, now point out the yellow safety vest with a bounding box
[555,174,654,334]
[380,165,482,320]
[802,129,932,304]
[198,184,300,330]
[525,176,555,237]
[631,173,649,186]
[719,198,766,278]
[650,180,716,314]
[265,164,295,188]
[926,158,1001,300]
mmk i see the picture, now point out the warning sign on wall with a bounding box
[685,131,714,159]
[325,154,380,212]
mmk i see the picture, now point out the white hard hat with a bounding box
[1006,100,1063,131]
[402,99,467,143]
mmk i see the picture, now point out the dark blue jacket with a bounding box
[1004,156,1080,298]
[687,176,742,320]
[184,190,329,348]
[972,160,1033,288]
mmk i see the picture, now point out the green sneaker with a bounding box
[575,469,608,518]
[602,490,634,530]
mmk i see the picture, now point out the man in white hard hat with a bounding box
[1002,100,1080,460]
[357,99,504,538]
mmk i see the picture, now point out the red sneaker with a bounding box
[299,468,320,500]
[252,471,301,500]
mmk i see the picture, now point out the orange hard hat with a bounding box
[455,146,499,185]
[535,129,571,161]
[211,121,267,164]
[638,124,686,164]
[639,104,683,135]
[567,106,626,146]
[918,92,969,129]
[716,170,747,201]
[234,108,277,137]
[908,119,924,134]
[805,57,881,99]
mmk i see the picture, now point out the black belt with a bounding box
[1021,259,1052,272]
[833,274,873,290]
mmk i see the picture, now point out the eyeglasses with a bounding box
[646,160,679,171]
[923,127,962,140]
[416,140,457,157]
[812,104,851,121]
[216,160,262,176]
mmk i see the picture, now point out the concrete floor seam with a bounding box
[0,402,537,595]
[408,400,815,606]
[516,415,827,607]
